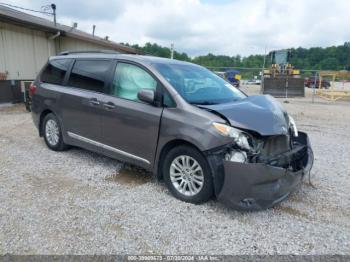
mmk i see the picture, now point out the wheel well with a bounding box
[39,109,52,136]
[156,139,202,180]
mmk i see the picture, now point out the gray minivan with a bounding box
[30,51,313,210]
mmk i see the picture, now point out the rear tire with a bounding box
[163,145,213,204]
[42,113,68,151]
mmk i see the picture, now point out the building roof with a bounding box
[0,4,142,54]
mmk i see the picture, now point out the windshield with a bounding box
[153,63,246,105]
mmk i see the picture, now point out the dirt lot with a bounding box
[0,87,350,255]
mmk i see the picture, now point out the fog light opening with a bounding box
[226,150,247,163]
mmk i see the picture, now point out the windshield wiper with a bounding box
[190,101,217,105]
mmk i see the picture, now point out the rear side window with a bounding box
[41,59,72,85]
[67,60,111,93]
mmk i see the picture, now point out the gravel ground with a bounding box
[0,88,350,255]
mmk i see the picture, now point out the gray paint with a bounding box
[67,131,150,165]
[218,132,313,210]
[199,95,290,136]
[31,53,313,210]
[31,53,297,170]
[98,92,163,169]
[31,54,236,171]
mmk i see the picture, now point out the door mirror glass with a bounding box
[137,89,155,104]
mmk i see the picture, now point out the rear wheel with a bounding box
[43,113,68,151]
[163,145,213,204]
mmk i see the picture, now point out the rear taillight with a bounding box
[29,82,37,96]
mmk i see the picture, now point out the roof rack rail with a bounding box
[58,50,122,55]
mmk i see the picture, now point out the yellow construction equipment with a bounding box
[262,49,305,97]
[316,70,350,101]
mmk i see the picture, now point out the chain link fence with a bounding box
[207,66,350,101]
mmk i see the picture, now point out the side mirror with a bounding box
[137,89,155,104]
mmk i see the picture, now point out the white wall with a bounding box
[0,22,114,80]
[0,22,55,80]
[58,37,108,52]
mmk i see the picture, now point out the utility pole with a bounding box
[51,4,56,26]
[92,25,96,37]
[312,71,317,103]
[170,43,174,59]
[261,46,267,94]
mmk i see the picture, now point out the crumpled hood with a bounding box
[199,95,290,136]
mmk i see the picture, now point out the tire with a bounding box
[42,113,68,151]
[163,145,213,204]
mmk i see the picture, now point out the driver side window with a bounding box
[111,63,157,101]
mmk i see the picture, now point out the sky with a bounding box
[3,0,350,57]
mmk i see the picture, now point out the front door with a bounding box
[99,62,163,168]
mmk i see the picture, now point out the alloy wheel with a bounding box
[45,119,59,146]
[169,155,204,196]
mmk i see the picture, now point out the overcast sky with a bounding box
[5,0,350,56]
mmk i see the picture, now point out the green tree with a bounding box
[122,42,350,71]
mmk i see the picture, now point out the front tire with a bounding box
[163,145,213,204]
[43,113,68,151]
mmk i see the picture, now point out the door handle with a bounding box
[104,102,116,109]
[89,98,100,106]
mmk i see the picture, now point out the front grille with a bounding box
[255,132,308,170]
[260,134,291,159]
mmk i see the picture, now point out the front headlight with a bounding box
[288,115,298,137]
[212,122,251,151]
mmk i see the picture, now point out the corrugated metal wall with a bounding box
[0,21,55,80]
[59,37,108,52]
[0,21,114,81]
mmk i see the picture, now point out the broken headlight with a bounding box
[212,122,251,151]
[288,115,298,137]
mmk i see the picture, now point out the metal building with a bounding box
[0,5,141,103]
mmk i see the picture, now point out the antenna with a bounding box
[92,25,96,37]
[51,4,56,26]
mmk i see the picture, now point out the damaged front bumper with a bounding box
[211,131,313,211]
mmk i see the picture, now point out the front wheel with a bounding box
[163,145,214,204]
